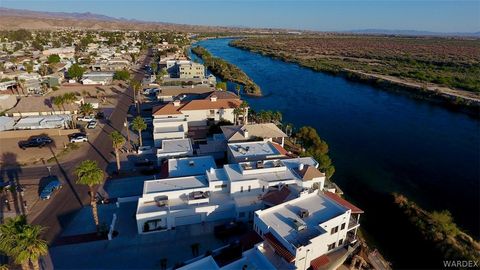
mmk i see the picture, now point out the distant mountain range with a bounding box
[0,7,478,38]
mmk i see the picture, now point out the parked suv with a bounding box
[69,133,88,143]
[18,136,53,149]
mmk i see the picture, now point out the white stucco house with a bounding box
[135,156,326,234]
[152,95,244,146]
[179,190,363,270]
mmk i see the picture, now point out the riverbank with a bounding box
[393,193,480,264]
[191,45,262,96]
[191,37,480,267]
[230,37,480,115]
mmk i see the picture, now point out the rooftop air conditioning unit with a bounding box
[189,160,195,167]
[299,209,309,219]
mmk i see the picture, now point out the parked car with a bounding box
[69,133,88,143]
[77,115,96,122]
[40,177,62,200]
[87,120,98,129]
[214,221,247,239]
[18,136,53,149]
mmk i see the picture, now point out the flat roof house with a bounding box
[179,191,363,270]
[254,192,363,270]
[81,72,114,85]
[135,156,326,234]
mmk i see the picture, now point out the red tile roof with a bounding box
[324,191,364,214]
[153,98,242,115]
[271,142,288,155]
[180,98,242,111]
[264,232,295,263]
[310,254,330,270]
[152,103,184,115]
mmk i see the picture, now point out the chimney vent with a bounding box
[299,163,304,171]
[173,100,181,107]
[210,95,217,102]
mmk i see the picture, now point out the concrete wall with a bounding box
[0,128,81,139]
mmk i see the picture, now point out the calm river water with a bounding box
[191,38,480,267]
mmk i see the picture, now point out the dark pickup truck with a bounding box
[18,136,53,149]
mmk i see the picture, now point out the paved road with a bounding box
[27,50,152,242]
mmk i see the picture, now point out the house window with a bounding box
[262,186,265,192]
[240,186,243,192]
[327,243,336,251]
[341,223,346,230]
[143,219,165,232]
[330,226,338,235]
[215,184,227,189]
[248,185,251,192]
[339,239,344,246]
[209,110,215,115]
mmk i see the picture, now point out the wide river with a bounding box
[191,38,479,267]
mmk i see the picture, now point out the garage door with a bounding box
[175,214,202,227]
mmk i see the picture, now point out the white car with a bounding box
[70,134,88,143]
[77,115,95,122]
[87,120,98,129]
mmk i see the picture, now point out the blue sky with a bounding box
[1,0,479,32]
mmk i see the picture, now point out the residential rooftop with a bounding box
[168,156,217,178]
[156,138,192,156]
[257,192,349,248]
[228,141,283,160]
[143,175,208,195]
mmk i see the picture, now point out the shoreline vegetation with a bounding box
[393,193,480,262]
[191,45,262,96]
[229,36,480,115]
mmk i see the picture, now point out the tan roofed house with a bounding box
[221,123,288,147]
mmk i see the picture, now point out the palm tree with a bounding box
[79,103,95,116]
[75,160,104,229]
[109,131,125,172]
[235,84,241,97]
[233,107,241,125]
[131,116,147,147]
[63,93,78,128]
[240,101,249,125]
[0,215,48,270]
[52,95,65,111]
[15,78,26,96]
[129,79,141,114]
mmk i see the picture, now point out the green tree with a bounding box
[113,70,130,81]
[24,62,33,73]
[0,215,48,270]
[67,63,85,81]
[216,81,227,91]
[79,103,95,116]
[75,160,104,230]
[131,116,147,147]
[296,126,335,179]
[52,95,65,111]
[47,54,61,64]
[109,131,125,172]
